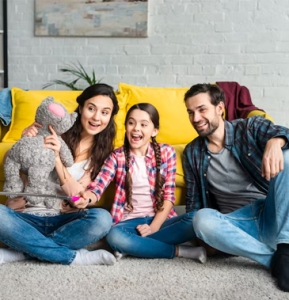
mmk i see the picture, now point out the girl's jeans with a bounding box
[106,211,196,258]
[193,150,289,268]
[0,205,112,265]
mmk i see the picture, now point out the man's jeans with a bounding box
[106,211,196,258]
[193,150,289,268]
[0,205,112,265]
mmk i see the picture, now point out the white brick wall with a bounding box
[5,0,289,126]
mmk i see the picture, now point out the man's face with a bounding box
[185,92,224,137]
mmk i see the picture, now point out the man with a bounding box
[183,83,289,292]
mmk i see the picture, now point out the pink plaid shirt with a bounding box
[87,142,177,224]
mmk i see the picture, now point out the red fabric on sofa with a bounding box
[216,81,264,121]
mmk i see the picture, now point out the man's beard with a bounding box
[194,120,219,137]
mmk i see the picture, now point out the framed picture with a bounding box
[34,0,148,37]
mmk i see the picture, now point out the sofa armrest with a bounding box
[0,124,10,142]
[247,110,274,123]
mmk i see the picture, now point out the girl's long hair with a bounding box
[62,83,119,180]
[123,103,165,212]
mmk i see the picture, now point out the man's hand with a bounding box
[262,138,286,180]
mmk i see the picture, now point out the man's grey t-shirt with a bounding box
[207,147,266,213]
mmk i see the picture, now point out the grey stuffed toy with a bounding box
[3,96,77,208]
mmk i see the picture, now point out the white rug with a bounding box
[0,255,287,300]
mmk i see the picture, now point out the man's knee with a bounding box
[193,208,218,235]
[283,149,289,165]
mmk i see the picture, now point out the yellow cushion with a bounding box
[118,83,198,145]
[247,110,274,123]
[114,91,128,148]
[172,144,186,187]
[2,88,82,143]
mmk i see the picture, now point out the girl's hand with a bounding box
[22,122,42,137]
[44,125,61,158]
[72,190,96,208]
[136,224,157,237]
[70,196,91,209]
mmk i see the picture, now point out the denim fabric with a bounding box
[0,205,112,265]
[0,88,12,126]
[106,211,196,258]
[193,150,289,268]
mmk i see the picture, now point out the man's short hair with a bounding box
[184,83,225,106]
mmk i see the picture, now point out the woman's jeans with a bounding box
[106,211,196,258]
[0,205,112,265]
[193,150,289,268]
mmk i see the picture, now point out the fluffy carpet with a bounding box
[0,255,288,300]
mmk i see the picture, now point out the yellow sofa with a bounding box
[0,83,273,208]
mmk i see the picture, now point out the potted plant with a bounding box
[43,62,101,90]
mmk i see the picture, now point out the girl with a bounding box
[81,103,206,262]
[0,83,119,266]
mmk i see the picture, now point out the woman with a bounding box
[0,83,119,266]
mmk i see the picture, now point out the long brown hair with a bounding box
[62,83,119,179]
[123,103,165,212]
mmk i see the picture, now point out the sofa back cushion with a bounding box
[2,88,82,143]
[2,88,127,148]
[118,83,198,145]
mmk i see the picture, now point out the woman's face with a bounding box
[79,95,114,137]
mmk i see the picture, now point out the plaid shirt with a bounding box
[183,116,289,213]
[87,142,177,224]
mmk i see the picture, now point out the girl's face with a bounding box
[125,109,158,156]
[79,95,114,138]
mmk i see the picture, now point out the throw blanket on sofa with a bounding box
[216,82,264,121]
[0,88,12,126]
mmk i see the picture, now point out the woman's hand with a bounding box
[72,190,97,209]
[21,122,42,137]
[44,125,61,158]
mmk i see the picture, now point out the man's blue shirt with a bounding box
[183,116,289,212]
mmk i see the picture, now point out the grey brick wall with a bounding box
[6,0,289,126]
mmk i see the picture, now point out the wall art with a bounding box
[35,0,148,37]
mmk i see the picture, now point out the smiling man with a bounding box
[183,83,289,292]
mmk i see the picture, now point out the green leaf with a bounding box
[42,61,101,90]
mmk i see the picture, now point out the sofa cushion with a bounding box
[2,88,127,148]
[172,144,186,187]
[2,88,82,143]
[118,83,198,145]
[113,91,128,148]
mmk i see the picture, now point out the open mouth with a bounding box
[195,122,207,130]
[131,134,143,142]
[88,121,100,128]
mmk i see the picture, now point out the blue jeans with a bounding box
[0,205,112,265]
[106,211,196,258]
[193,150,289,268]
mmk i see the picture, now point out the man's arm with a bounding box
[183,145,203,212]
[262,137,286,180]
[249,117,289,180]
